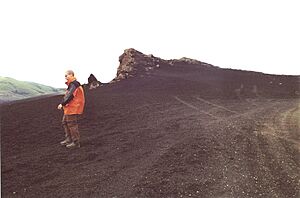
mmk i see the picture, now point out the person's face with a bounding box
[65,73,72,81]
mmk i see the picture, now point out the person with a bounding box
[57,70,85,148]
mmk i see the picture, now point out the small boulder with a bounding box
[88,74,100,90]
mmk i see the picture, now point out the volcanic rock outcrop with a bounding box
[87,73,101,90]
[114,48,164,81]
[114,48,299,98]
[114,48,220,82]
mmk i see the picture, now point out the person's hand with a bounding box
[57,104,63,110]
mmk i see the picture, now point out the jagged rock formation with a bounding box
[115,48,164,81]
[88,74,101,90]
[88,74,98,84]
[114,48,217,81]
[113,48,299,98]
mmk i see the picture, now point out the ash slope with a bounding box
[1,49,299,197]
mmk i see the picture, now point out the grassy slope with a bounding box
[0,77,63,102]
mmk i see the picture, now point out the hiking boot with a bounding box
[66,141,80,148]
[60,138,71,145]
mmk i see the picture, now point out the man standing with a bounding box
[57,70,85,148]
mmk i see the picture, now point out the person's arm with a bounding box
[61,83,77,106]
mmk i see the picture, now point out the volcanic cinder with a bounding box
[1,49,299,197]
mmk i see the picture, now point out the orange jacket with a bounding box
[61,77,85,115]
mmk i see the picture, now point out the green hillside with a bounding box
[0,77,63,102]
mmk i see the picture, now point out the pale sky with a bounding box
[0,0,299,88]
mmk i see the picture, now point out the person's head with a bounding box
[65,70,75,81]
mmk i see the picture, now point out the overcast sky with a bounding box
[0,0,299,88]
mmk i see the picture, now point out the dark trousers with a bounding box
[62,114,80,142]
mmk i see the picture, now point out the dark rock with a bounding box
[88,74,101,90]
